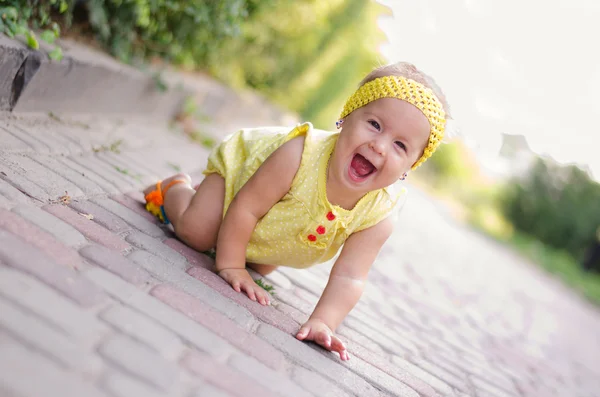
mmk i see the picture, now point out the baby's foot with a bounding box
[143,173,192,197]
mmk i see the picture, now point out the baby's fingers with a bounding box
[330,336,349,361]
[296,325,311,341]
[315,330,332,349]
[255,287,271,306]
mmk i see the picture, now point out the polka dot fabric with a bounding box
[340,76,446,170]
[203,122,406,269]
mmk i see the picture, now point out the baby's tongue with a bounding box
[351,154,375,177]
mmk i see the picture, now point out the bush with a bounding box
[0,0,68,58]
[501,157,600,259]
[83,0,271,66]
[0,0,270,66]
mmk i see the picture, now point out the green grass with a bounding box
[255,279,276,296]
[190,130,216,149]
[508,233,600,305]
[414,176,600,307]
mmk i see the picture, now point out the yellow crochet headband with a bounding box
[340,75,446,170]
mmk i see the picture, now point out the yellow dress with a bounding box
[203,122,406,268]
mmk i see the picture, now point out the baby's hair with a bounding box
[358,62,458,140]
[359,62,452,120]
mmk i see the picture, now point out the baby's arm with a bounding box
[296,217,394,360]
[215,136,305,305]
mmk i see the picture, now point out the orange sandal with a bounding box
[144,179,187,224]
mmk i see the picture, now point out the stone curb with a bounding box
[0,34,188,122]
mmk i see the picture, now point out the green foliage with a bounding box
[3,1,389,130]
[421,141,478,187]
[501,157,600,259]
[255,279,275,295]
[510,232,600,305]
[84,0,273,66]
[0,0,67,59]
[206,0,390,128]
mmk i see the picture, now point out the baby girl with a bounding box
[144,62,451,360]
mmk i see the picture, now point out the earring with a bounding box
[336,119,344,129]
[399,172,408,181]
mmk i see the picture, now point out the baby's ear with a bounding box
[441,119,461,143]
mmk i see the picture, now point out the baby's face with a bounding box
[331,97,431,194]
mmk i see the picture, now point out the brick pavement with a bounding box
[1,110,600,397]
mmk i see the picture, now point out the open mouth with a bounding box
[348,153,377,182]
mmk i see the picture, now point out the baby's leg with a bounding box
[145,173,225,252]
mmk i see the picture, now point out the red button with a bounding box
[326,211,336,221]
[307,234,317,242]
[316,225,326,235]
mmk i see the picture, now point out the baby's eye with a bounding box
[395,141,407,151]
[368,120,381,131]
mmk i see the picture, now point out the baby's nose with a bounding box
[369,140,386,156]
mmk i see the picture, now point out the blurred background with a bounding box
[3,0,599,303]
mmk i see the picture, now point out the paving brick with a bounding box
[57,155,120,194]
[91,197,165,237]
[190,382,233,397]
[255,323,384,397]
[12,122,83,154]
[314,347,420,397]
[0,207,84,267]
[0,331,109,397]
[390,355,454,396]
[69,199,132,234]
[334,324,385,355]
[68,153,137,191]
[409,356,471,393]
[28,154,107,195]
[275,301,310,325]
[471,376,515,397]
[152,284,285,371]
[0,194,11,209]
[182,351,278,397]
[126,232,186,267]
[129,250,255,329]
[228,354,312,397]
[0,296,103,375]
[187,266,299,334]
[100,304,185,360]
[343,342,436,397]
[278,266,327,298]
[0,178,32,205]
[431,349,516,396]
[0,165,51,202]
[273,288,315,315]
[164,237,215,271]
[0,122,51,152]
[100,372,166,397]
[0,230,106,307]
[0,265,110,347]
[99,334,180,392]
[80,245,151,285]
[291,366,350,397]
[338,316,420,357]
[111,193,162,223]
[264,269,293,290]
[0,126,32,152]
[84,267,235,358]
[97,151,156,185]
[337,317,419,356]
[0,153,85,198]
[12,204,87,247]
[45,205,131,252]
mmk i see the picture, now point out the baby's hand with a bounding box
[218,268,271,306]
[296,318,349,361]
